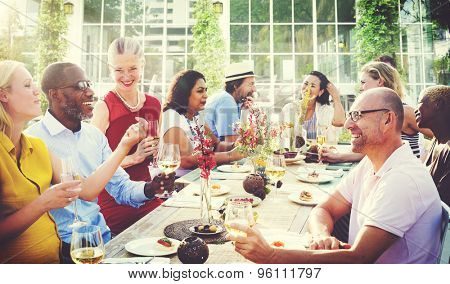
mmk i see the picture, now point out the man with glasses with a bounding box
[229,87,441,263]
[204,62,256,142]
[26,62,175,263]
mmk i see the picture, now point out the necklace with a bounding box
[114,89,141,111]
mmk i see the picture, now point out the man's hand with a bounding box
[242,96,254,109]
[309,235,342,250]
[227,223,275,264]
[119,118,148,151]
[144,172,176,198]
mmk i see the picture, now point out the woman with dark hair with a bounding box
[161,70,243,176]
[281,71,345,142]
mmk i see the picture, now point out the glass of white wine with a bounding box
[224,200,254,238]
[60,157,86,228]
[265,154,286,201]
[317,125,327,146]
[155,143,181,198]
[70,225,105,264]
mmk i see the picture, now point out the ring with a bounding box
[68,197,73,202]
[160,181,164,186]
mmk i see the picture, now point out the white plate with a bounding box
[189,225,224,236]
[285,155,306,165]
[125,237,180,257]
[296,173,334,184]
[288,190,328,206]
[225,195,262,207]
[217,164,252,173]
[192,184,231,197]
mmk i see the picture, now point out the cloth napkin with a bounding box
[296,167,344,178]
[101,257,170,264]
[211,172,247,180]
[162,195,225,210]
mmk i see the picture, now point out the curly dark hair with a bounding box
[309,71,330,105]
[163,70,206,115]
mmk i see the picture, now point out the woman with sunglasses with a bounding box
[321,61,434,163]
[91,37,163,235]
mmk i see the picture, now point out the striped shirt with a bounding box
[401,132,420,158]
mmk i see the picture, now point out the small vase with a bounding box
[200,176,212,224]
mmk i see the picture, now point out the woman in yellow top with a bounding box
[0,60,145,263]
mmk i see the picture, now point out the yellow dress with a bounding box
[0,132,60,263]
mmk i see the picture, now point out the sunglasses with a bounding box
[58,80,92,91]
[346,108,391,122]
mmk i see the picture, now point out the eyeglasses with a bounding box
[58,80,92,91]
[346,108,390,122]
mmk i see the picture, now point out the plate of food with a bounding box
[217,164,252,173]
[125,237,180,256]
[192,183,231,197]
[225,195,262,207]
[296,171,333,184]
[189,224,224,236]
[288,189,328,206]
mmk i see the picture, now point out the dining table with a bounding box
[104,154,353,264]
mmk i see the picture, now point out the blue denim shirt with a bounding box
[204,90,241,140]
[26,111,147,244]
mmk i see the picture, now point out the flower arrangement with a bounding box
[189,117,216,179]
[188,117,216,223]
[233,107,287,161]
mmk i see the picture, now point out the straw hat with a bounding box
[224,62,255,82]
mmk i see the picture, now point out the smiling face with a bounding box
[301,75,323,98]
[57,66,95,121]
[188,78,208,113]
[2,66,41,123]
[344,95,384,154]
[110,53,142,93]
[359,71,383,92]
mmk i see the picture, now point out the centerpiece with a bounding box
[190,117,216,223]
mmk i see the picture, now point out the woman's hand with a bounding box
[327,82,340,101]
[38,180,82,212]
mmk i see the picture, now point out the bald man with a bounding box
[229,87,442,263]
[416,85,450,206]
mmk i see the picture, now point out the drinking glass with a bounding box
[70,225,105,264]
[224,200,254,238]
[155,143,181,198]
[317,125,327,146]
[60,157,86,228]
[147,119,159,166]
[265,154,286,201]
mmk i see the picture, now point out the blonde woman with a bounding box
[91,37,163,234]
[321,62,434,162]
[0,60,144,263]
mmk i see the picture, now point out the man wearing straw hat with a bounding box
[204,62,256,142]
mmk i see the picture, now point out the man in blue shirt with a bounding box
[26,62,175,263]
[204,62,256,142]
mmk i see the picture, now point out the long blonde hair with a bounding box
[361,61,405,100]
[0,60,24,137]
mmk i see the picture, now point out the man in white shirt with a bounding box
[229,87,442,263]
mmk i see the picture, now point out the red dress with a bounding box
[98,91,163,235]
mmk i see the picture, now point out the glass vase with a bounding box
[200,176,212,224]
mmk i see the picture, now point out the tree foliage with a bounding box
[36,0,68,111]
[355,0,400,65]
[192,0,226,96]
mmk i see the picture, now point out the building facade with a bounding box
[5,0,446,108]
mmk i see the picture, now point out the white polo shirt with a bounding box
[336,144,441,263]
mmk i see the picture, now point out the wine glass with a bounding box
[70,225,105,264]
[224,200,254,238]
[155,143,181,198]
[147,119,159,167]
[317,125,327,146]
[265,154,286,201]
[60,157,86,228]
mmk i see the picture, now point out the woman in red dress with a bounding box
[91,37,162,235]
